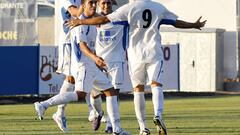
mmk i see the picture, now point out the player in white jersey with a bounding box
[56,0,83,76]
[94,0,129,133]
[67,0,206,134]
[50,0,106,132]
[51,0,84,133]
[35,0,130,134]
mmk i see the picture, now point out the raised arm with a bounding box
[174,16,207,30]
[67,16,110,29]
[67,5,84,17]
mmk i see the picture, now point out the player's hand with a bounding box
[95,56,107,71]
[194,16,207,30]
[66,18,81,29]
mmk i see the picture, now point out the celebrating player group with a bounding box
[34,0,206,135]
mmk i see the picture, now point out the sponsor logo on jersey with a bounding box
[99,30,116,42]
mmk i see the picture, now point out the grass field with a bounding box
[0,95,239,135]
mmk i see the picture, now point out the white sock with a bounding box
[134,92,147,131]
[106,115,112,127]
[41,92,78,109]
[106,96,121,133]
[152,86,164,118]
[85,93,93,113]
[56,80,74,117]
[59,80,74,94]
[90,96,103,116]
[56,104,66,118]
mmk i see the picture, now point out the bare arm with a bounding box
[79,42,106,69]
[67,16,110,29]
[174,16,207,30]
[76,5,84,17]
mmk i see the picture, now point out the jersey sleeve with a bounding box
[63,0,73,10]
[107,4,131,22]
[162,7,178,21]
[159,5,178,25]
[76,26,88,44]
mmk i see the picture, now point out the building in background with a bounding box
[155,0,237,80]
[0,0,38,46]
[37,0,55,45]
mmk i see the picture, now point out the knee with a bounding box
[103,87,118,96]
[134,85,144,92]
[76,91,86,100]
[92,94,101,99]
[151,81,162,87]
[66,76,75,84]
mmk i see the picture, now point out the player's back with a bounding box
[126,0,176,62]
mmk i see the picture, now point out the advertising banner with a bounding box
[39,46,64,94]
[162,44,179,91]
[38,44,179,95]
[0,0,37,46]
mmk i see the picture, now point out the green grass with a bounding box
[0,95,239,135]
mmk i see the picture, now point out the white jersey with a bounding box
[55,0,81,75]
[70,14,97,74]
[96,17,128,62]
[107,0,178,63]
[57,0,81,45]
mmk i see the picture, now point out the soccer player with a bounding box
[39,0,101,132]
[52,0,83,133]
[94,0,129,133]
[54,0,107,132]
[35,0,130,134]
[66,0,206,135]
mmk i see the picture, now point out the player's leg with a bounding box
[55,43,75,118]
[34,67,87,120]
[103,88,130,135]
[91,91,102,113]
[53,43,75,132]
[90,90,103,117]
[104,62,124,134]
[34,91,85,119]
[86,88,107,123]
[89,89,105,130]
[94,68,130,135]
[129,61,149,135]
[87,94,107,123]
[56,77,75,117]
[147,60,167,135]
[105,116,113,134]
[53,76,75,132]
[85,92,96,121]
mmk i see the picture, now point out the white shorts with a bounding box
[56,43,71,76]
[105,62,124,90]
[90,89,102,97]
[128,59,164,88]
[74,63,113,94]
